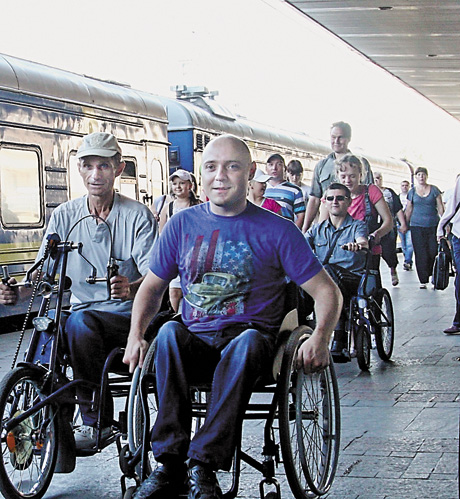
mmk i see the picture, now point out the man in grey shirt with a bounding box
[303,121,374,232]
[0,132,157,450]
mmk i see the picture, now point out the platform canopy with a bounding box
[284,1,460,121]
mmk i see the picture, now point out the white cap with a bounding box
[253,168,271,183]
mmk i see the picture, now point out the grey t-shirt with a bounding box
[407,185,441,227]
[37,193,157,308]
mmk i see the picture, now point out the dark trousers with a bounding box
[410,225,438,284]
[381,228,398,269]
[151,321,275,470]
[451,235,460,327]
[65,309,131,427]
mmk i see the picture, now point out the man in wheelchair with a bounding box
[0,132,157,451]
[123,135,342,499]
[306,182,369,362]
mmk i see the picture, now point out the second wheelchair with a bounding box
[344,247,395,371]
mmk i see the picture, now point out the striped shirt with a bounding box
[265,181,306,221]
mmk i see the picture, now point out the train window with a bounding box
[196,134,204,152]
[0,147,42,226]
[169,146,180,167]
[122,160,136,179]
[118,159,138,200]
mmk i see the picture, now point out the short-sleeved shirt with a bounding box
[150,202,322,337]
[407,185,442,227]
[348,184,382,223]
[37,193,156,309]
[261,197,282,215]
[307,215,368,273]
[310,152,374,199]
[264,181,306,221]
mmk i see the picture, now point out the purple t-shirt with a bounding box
[150,202,322,334]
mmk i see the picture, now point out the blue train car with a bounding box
[160,86,413,192]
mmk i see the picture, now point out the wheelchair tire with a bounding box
[373,288,395,361]
[278,326,341,498]
[0,367,59,499]
[132,340,159,477]
[355,324,371,371]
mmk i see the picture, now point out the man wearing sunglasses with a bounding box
[306,183,369,362]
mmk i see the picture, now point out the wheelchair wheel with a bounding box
[355,324,371,371]
[278,326,340,498]
[131,341,158,477]
[0,367,59,499]
[373,288,394,361]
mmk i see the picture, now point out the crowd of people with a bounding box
[0,123,457,499]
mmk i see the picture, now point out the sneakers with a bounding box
[74,425,111,451]
[419,283,427,289]
[443,326,460,335]
[188,464,223,499]
[403,263,412,271]
[133,464,187,499]
[390,269,399,286]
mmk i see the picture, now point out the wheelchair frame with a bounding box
[346,249,395,371]
[121,297,341,499]
[0,234,138,499]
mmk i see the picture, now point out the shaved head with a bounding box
[203,134,252,167]
[201,134,255,216]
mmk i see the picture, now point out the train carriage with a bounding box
[0,54,169,318]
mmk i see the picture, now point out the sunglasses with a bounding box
[325,195,348,202]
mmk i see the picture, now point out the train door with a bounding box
[147,159,166,205]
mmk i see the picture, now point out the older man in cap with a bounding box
[0,132,156,450]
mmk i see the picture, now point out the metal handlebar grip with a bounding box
[2,266,10,285]
[106,259,119,299]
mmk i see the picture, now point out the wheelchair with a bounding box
[0,231,159,499]
[343,247,395,371]
[120,284,341,499]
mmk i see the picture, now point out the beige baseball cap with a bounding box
[76,132,122,158]
[169,169,192,182]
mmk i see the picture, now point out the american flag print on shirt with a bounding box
[183,230,253,318]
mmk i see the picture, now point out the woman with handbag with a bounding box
[437,174,460,334]
[405,167,444,289]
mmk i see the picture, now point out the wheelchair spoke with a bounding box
[0,367,58,499]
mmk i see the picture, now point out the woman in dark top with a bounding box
[405,167,444,288]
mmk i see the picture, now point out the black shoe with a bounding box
[330,341,351,363]
[133,465,185,499]
[187,464,223,499]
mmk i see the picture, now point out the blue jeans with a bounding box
[65,309,131,427]
[151,321,276,470]
[399,229,413,265]
[451,235,460,327]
